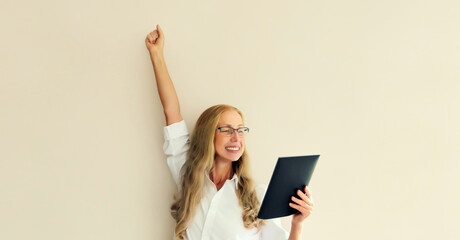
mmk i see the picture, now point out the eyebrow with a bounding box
[220,124,245,127]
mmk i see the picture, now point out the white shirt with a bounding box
[163,120,289,240]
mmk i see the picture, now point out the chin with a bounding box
[223,154,242,162]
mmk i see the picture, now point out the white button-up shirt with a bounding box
[163,120,289,240]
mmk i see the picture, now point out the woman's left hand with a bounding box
[289,186,314,225]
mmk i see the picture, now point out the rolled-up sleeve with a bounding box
[256,184,289,240]
[163,120,190,187]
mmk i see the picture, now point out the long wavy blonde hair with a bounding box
[170,104,265,239]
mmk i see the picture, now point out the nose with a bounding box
[230,131,240,142]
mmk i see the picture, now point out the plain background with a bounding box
[1,0,459,239]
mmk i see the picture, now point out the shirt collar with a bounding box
[230,173,239,190]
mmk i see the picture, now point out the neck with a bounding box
[211,158,233,185]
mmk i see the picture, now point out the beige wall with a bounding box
[1,0,459,239]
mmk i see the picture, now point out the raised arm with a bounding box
[145,24,183,126]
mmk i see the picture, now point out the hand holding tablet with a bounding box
[290,185,314,225]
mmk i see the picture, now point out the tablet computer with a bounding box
[257,154,319,219]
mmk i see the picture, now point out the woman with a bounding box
[145,24,314,240]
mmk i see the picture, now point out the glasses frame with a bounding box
[215,126,250,137]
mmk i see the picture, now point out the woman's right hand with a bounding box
[145,24,165,56]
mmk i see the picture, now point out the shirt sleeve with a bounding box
[163,120,190,188]
[256,184,289,240]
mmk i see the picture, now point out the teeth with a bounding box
[225,147,239,151]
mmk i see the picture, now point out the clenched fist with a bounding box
[145,24,165,55]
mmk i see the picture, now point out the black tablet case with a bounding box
[257,154,319,219]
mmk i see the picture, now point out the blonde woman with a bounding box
[145,24,314,240]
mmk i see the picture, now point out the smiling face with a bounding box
[214,109,246,162]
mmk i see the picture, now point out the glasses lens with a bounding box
[237,127,249,136]
[220,127,232,136]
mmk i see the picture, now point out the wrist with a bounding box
[150,51,164,61]
[291,221,303,228]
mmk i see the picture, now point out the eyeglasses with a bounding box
[216,126,250,137]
